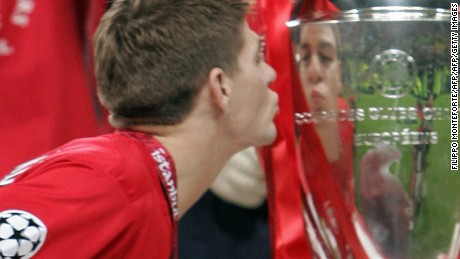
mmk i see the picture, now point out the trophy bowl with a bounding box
[289,6,459,259]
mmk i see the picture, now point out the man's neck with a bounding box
[129,118,240,217]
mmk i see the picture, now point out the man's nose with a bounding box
[307,55,322,85]
[265,62,277,86]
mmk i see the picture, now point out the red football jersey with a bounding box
[0,0,108,174]
[0,132,173,258]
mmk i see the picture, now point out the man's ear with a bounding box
[208,67,231,112]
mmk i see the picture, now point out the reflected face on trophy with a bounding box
[298,24,342,113]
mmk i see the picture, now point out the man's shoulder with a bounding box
[0,133,153,189]
[51,133,150,165]
[59,133,136,155]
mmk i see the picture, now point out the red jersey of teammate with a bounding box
[0,0,108,174]
[0,132,174,258]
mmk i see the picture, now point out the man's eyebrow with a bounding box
[299,43,310,49]
[318,42,335,50]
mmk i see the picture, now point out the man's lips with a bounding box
[309,90,325,107]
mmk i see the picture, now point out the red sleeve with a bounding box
[0,163,133,258]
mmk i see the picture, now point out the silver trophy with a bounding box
[290,5,459,259]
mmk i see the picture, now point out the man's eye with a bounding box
[301,54,310,62]
[320,55,333,64]
[255,35,266,64]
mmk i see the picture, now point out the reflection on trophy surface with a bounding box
[298,24,343,161]
[292,6,459,259]
[297,23,354,201]
[360,145,409,259]
[296,22,357,258]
